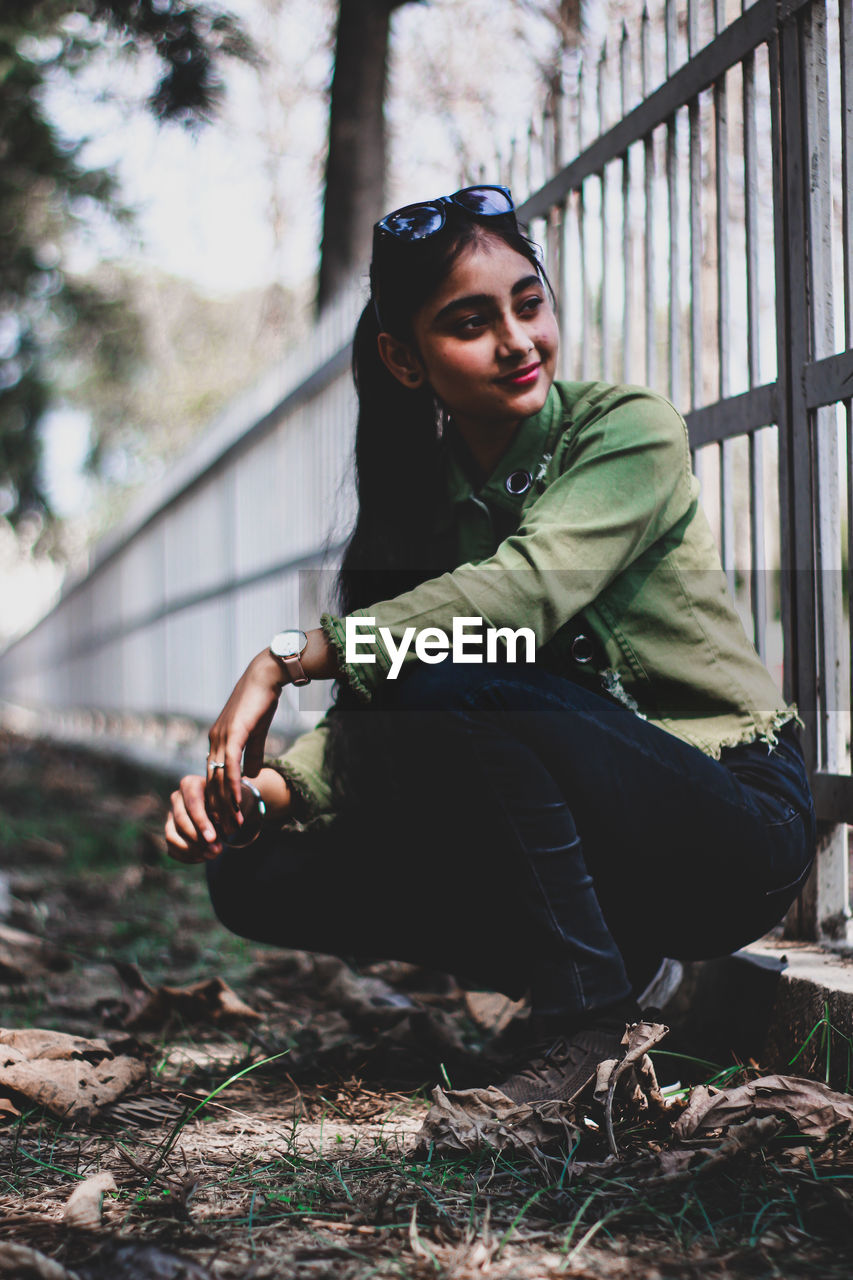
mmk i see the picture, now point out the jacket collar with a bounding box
[444,383,562,515]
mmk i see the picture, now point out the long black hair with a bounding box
[336,204,549,615]
[324,203,550,810]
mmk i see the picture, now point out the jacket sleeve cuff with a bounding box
[264,722,335,820]
[321,612,386,702]
[263,759,327,821]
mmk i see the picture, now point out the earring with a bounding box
[408,372,420,383]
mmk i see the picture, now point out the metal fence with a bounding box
[507,0,853,943]
[0,282,363,748]
[1,0,851,940]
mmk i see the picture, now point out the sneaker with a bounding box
[493,1023,626,1105]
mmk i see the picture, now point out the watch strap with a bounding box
[280,653,310,686]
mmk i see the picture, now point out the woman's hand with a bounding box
[205,628,341,816]
[165,768,292,863]
[166,773,225,863]
[206,649,285,817]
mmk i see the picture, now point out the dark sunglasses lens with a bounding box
[383,204,444,239]
[453,187,514,217]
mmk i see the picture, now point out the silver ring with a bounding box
[208,760,226,770]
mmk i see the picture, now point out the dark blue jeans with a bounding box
[206,661,816,1022]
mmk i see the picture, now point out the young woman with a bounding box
[165,186,816,1105]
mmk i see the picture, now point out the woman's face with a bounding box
[406,235,559,436]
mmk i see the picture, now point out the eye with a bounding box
[518,293,545,315]
[454,313,487,334]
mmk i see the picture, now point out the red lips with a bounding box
[497,362,541,386]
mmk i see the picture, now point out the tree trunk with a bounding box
[317,0,416,313]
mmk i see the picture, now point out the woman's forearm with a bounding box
[254,766,292,820]
[263,626,342,688]
[303,626,342,681]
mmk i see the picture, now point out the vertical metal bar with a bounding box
[545,81,561,292]
[714,1,735,592]
[743,48,761,400]
[743,41,767,659]
[558,48,573,168]
[843,0,853,351]
[558,197,572,381]
[805,0,845,776]
[548,77,565,364]
[688,0,703,480]
[681,0,698,525]
[621,21,633,383]
[687,0,700,59]
[579,182,589,379]
[642,5,656,388]
[806,0,850,941]
[553,65,566,169]
[841,0,853,782]
[598,41,610,381]
[773,10,844,943]
[562,57,581,382]
[543,90,555,194]
[665,0,676,91]
[665,0,680,405]
[547,201,563,338]
[688,103,702,408]
[577,53,590,379]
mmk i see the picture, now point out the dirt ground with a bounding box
[2,729,853,1280]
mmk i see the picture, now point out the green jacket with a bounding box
[270,381,796,818]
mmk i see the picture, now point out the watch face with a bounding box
[271,629,307,658]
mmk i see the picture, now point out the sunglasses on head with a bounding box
[375,184,516,241]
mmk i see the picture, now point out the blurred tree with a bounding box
[317,0,420,312]
[316,0,586,312]
[0,0,255,528]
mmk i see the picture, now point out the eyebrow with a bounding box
[431,274,543,326]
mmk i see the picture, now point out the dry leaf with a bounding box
[0,924,69,981]
[592,1020,669,1156]
[416,1084,579,1156]
[63,1171,118,1229]
[0,1027,146,1122]
[593,1020,669,1108]
[0,1243,76,1278]
[646,1116,784,1185]
[117,968,259,1029]
[322,962,416,1017]
[673,1074,853,1142]
[1,1029,113,1062]
[0,1096,21,1119]
[464,991,527,1033]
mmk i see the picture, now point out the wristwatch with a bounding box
[270,628,310,686]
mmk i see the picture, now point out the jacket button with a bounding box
[571,634,595,665]
[505,469,532,496]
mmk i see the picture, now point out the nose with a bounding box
[495,311,533,360]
